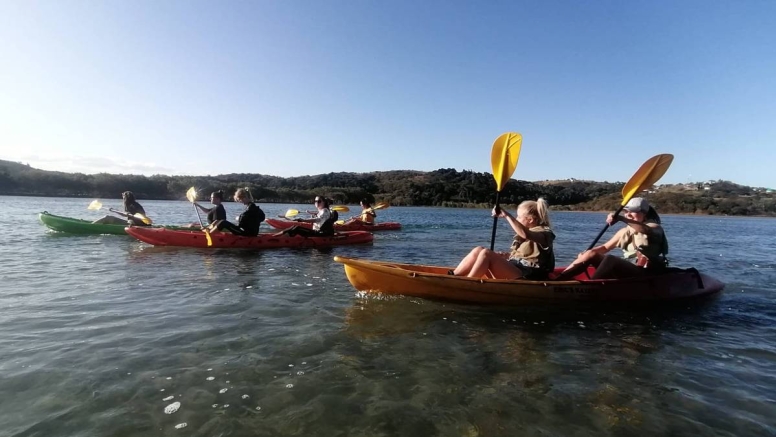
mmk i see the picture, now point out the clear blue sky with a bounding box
[1,1,774,187]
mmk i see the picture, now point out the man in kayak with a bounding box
[275,196,337,237]
[450,198,555,280]
[92,191,150,226]
[345,199,376,225]
[206,187,264,236]
[558,197,669,280]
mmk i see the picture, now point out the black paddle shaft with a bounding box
[586,205,625,250]
[489,192,502,251]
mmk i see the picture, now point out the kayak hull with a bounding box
[265,218,401,232]
[126,227,374,248]
[39,211,128,235]
[39,211,190,235]
[333,256,725,305]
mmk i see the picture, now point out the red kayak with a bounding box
[125,227,373,248]
[266,218,401,232]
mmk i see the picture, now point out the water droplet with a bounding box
[174,423,187,429]
[207,368,213,372]
[242,394,250,399]
[301,362,307,365]
[297,371,305,375]
[286,384,294,388]
[255,406,262,411]
[223,404,230,408]
[163,396,175,401]
[206,376,215,381]
[166,377,172,380]
[164,402,180,414]
[219,388,228,394]
[212,404,218,408]
[288,364,294,367]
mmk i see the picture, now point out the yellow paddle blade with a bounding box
[186,187,197,203]
[335,220,345,225]
[490,132,522,192]
[134,214,153,225]
[331,205,350,212]
[87,200,102,210]
[373,202,390,210]
[284,209,299,218]
[621,154,674,205]
[203,229,213,247]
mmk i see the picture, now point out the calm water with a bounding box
[1,196,774,437]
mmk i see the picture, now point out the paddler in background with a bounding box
[345,199,376,225]
[92,191,150,226]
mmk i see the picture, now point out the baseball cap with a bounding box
[623,197,649,213]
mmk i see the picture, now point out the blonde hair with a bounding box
[518,197,551,228]
[235,187,253,202]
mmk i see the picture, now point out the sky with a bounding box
[0,1,774,187]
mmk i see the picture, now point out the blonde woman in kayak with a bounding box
[451,198,555,280]
[559,197,668,279]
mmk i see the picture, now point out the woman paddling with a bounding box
[275,196,337,237]
[451,198,555,280]
[559,197,668,279]
[345,199,376,225]
[92,191,150,226]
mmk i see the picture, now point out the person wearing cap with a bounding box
[559,197,668,279]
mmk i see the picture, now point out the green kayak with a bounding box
[39,211,191,235]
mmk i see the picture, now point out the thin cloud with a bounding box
[1,153,176,175]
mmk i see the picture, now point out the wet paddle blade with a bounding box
[620,154,674,205]
[331,206,350,213]
[335,220,345,225]
[373,202,390,210]
[490,132,522,192]
[186,187,197,203]
[134,214,153,225]
[88,200,102,210]
[284,209,299,218]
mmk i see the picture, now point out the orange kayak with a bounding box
[334,256,725,305]
[126,227,373,248]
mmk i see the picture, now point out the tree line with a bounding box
[2,160,774,216]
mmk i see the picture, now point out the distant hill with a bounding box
[1,159,775,216]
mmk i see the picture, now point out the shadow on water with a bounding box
[342,293,726,341]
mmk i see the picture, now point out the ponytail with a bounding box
[518,197,552,228]
[235,187,253,202]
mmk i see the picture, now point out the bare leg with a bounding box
[452,246,487,276]
[467,248,523,279]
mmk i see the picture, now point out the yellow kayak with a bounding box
[333,256,724,305]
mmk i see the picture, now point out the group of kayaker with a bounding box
[449,196,669,281]
[99,188,379,239]
[94,188,668,281]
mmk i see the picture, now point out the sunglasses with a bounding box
[314,199,323,203]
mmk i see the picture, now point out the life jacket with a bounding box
[616,221,669,268]
[360,207,376,224]
[508,225,556,274]
[319,210,337,235]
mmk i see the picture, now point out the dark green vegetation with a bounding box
[2,160,775,216]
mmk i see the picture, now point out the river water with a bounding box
[1,196,774,436]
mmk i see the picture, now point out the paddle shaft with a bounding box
[489,192,501,250]
[586,205,625,250]
[192,203,205,227]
